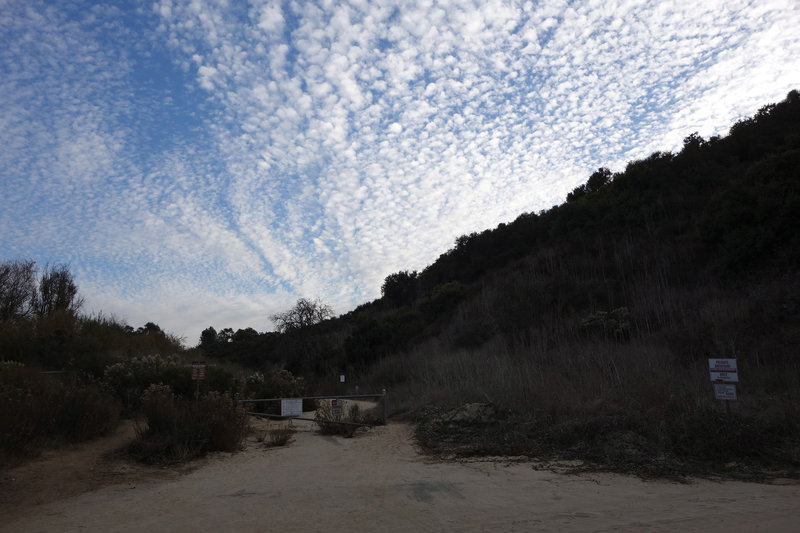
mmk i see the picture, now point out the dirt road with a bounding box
[2,417,799,532]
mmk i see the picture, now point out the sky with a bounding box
[2,0,798,345]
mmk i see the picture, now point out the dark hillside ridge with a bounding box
[356,90,800,477]
[327,90,799,365]
[197,90,800,477]
[399,89,799,299]
[203,90,799,383]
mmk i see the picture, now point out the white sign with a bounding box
[340,374,346,383]
[713,383,737,401]
[280,398,303,417]
[709,358,738,383]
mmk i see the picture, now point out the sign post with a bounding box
[191,361,207,400]
[709,358,737,414]
[331,398,342,417]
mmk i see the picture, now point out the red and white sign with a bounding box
[191,361,207,381]
[709,358,738,383]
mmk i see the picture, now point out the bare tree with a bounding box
[34,263,84,316]
[270,298,334,333]
[0,259,37,320]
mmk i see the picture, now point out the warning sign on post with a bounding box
[709,358,738,383]
[713,383,737,401]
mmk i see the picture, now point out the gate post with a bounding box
[381,388,387,425]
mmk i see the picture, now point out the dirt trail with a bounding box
[2,415,800,532]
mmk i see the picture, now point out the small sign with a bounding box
[331,398,342,416]
[340,374,346,383]
[713,383,737,401]
[281,398,303,417]
[191,361,207,381]
[709,358,738,383]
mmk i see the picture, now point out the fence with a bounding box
[236,389,387,427]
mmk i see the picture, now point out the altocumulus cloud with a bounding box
[1,0,798,343]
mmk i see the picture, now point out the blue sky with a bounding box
[2,0,798,344]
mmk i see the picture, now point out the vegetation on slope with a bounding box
[2,90,799,476]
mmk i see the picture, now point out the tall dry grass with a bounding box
[0,364,120,467]
[128,384,248,464]
[362,242,800,470]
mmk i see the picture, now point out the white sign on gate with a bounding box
[709,358,738,383]
[713,383,737,401]
[281,398,303,417]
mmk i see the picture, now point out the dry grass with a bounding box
[128,384,248,464]
[314,401,374,438]
[1,365,120,468]
[254,421,297,447]
[363,266,800,478]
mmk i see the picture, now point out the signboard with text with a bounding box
[191,361,207,381]
[709,358,738,383]
[281,398,303,417]
[713,383,737,401]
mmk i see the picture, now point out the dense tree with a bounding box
[682,132,706,150]
[199,326,217,349]
[567,167,612,202]
[218,327,234,343]
[270,298,334,333]
[233,327,259,343]
[137,322,163,335]
[585,167,612,193]
[381,270,418,307]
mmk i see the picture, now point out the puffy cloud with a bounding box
[2,0,799,342]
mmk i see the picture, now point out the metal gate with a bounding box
[236,389,387,427]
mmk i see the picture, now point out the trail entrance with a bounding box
[236,390,387,428]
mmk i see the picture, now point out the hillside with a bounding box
[196,89,800,476]
[209,90,799,380]
[8,90,795,477]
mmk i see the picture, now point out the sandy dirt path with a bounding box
[2,416,800,532]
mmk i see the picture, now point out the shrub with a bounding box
[243,369,309,415]
[1,364,120,467]
[103,354,185,411]
[266,427,296,447]
[314,401,374,438]
[103,355,235,413]
[129,384,248,464]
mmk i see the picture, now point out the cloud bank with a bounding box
[2,0,798,343]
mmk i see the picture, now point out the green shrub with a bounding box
[102,355,235,412]
[103,354,184,411]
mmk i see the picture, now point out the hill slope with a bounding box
[203,90,800,476]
